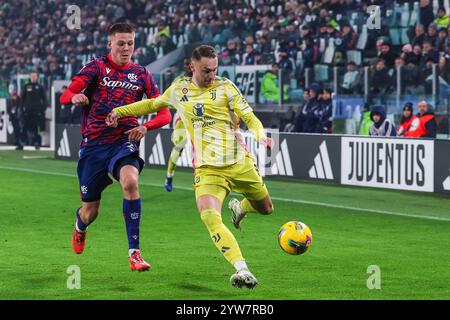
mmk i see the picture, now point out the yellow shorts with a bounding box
[194,155,269,202]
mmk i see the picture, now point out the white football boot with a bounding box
[230,269,258,289]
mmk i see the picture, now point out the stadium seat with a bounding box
[389,28,401,45]
[346,50,362,66]
[322,41,335,65]
[409,2,419,26]
[400,28,410,45]
[296,51,304,72]
[314,64,330,82]
[356,25,368,50]
[400,3,410,27]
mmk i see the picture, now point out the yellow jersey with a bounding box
[114,76,265,168]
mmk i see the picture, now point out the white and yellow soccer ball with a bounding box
[278,221,313,255]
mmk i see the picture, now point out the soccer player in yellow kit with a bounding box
[106,45,274,289]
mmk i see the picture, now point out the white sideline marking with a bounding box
[0,146,53,151]
[23,156,50,159]
[0,165,449,222]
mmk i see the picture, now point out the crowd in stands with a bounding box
[0,0,448,136]
[291,81,437,137]
[1,1,450,91]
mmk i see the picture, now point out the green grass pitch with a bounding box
[0,150,449,300]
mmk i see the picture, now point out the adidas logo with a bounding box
[270,139,293,176]
[308,141,334,180]
[443,173,450,191]
[57,129,71,157]
[180,95,189,102]
[176,140,193,168]
[148,133,165,165]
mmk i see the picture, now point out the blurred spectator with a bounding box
[378,42,396,68]
[68,55,82,79]
[438,55,450,84]
[300,83,321,133]
[420,0,435,30]
[434,7,450,29]
[404,61,422,94]
[277,50,293,72]
[359,104,374,136]
[220,39,241,65]
[302,37,319,69]
[421,41,439,65]
[316,88,333,133]
[186,21,202,44]
[425,23,438,45]
[260,63,288,103]
[243,45,257,65]
[293,90,310,132]
[401,44,414,64]
[369,105,397,137]
[407,44,423,66]
[405,100,436,138]
[341,61,359,94]
[411,24,426,47]
[370,59,392,95]
[397,102,414,136]
[20,71,47,150]
[153,34,176,55]
[7,92,23,150]
[435,28,449,52]
[339,22,357,52]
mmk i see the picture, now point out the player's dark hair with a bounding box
[108,23,135,36]
[185,45,217,77]
[191,45,217,61]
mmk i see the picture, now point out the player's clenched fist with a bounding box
[105,111,118,127]
[259,136,274,150]
[71,93,89,106]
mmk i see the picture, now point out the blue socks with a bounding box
[123,198,142,251]
[75,208,88,232]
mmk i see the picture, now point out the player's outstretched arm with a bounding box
[106,97,167,127]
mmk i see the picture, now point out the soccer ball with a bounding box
[278,221,312,255]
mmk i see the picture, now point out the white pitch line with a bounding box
[0,165,449,222]
[23,156,50,159]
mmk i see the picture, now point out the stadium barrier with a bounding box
[54,124,450,195]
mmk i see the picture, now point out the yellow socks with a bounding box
[240,198,257,214]
[200,209,244,266]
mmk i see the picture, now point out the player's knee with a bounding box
[121,175,139,195]
[259,203,274,215]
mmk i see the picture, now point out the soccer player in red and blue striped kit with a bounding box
[60,23,171,271]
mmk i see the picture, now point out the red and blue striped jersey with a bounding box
[74,54,160,147]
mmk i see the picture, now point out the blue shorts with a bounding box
[77,141,144,202]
